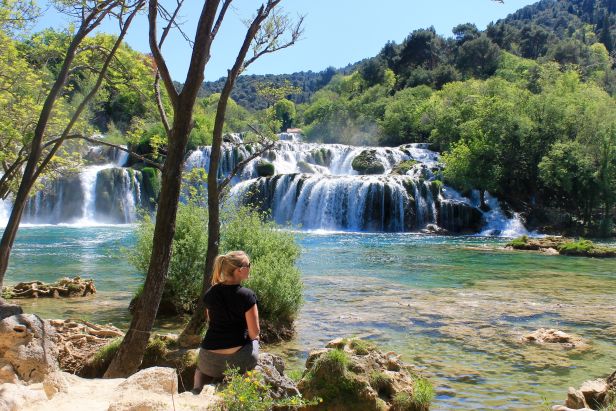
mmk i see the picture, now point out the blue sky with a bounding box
[36,0,538,81]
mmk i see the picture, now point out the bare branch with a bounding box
[211,0,232,40]
[44,134,163,171]
[148,0,180,109]
[218,134,275,193]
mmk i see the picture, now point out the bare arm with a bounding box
[245,305,260,341]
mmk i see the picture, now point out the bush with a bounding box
[128,202,208,314]
[507,235,529,248]
[221,207,303,341]
[127,204,304,340]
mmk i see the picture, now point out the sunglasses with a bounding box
[243,262,251,269]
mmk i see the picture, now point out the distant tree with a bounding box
[273,98,296,131]
[452,23,480,44]
[456,34,501,78]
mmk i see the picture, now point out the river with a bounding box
[5,225,616,410]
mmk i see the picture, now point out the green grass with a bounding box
[412,377,435,409]
[507,235,529,248]
[350,338,376,355]
[314,349,349,376]
[558,238,616,257]
[92,338,122,364]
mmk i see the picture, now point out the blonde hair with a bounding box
[211,251,249,286]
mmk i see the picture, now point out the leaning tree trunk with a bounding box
[104,109,192,377]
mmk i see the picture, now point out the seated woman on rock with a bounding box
[193,251,260,392]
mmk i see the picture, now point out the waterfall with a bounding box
[77,165,114,225]
[0,198,10,227]
[479,192,529,237]
[23,165,141,225]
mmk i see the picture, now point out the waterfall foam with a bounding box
[479,193,529,237]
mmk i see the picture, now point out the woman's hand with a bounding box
[245,304,260,341]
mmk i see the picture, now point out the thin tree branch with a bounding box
[211,0,232,40]
[148,0,179,109]
[32,2,145,185]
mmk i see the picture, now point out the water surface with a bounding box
[5,227,616,410]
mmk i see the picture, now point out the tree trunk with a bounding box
[104,108,192,377]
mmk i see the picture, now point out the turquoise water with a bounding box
[5,226,616,410]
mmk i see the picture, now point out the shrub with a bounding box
[392,377,434,411]
[127,203,304,339]
[313,349,349,377]
[128,202,207,314]
[221,206,303,339]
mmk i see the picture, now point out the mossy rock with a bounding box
[298,161,317,174]
[140,167,161,210]
[352,150,386,175]
[311,148,333,167]
[390,160,419,175]
[256,160,275,177]
[298,338,434,410]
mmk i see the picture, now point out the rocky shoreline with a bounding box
[0,309,433,410]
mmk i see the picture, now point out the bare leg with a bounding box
[192,369,205,394]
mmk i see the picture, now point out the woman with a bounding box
[193,250,260,391]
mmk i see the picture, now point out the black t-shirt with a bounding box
[201,283,258,350]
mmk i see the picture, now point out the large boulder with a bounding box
[297,338,433,410]
[0,300,23,321]
[0,314,59,383]
[351,150,386,175]
[553,370,616,411]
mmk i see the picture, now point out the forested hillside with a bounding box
[198,64,358,111]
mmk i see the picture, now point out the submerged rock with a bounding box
[2,277,96,299]
[521,328,588,350]
[297,338,433,410]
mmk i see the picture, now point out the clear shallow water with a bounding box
[5,226,616,410]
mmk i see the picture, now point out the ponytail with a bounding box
[211,251,249,286]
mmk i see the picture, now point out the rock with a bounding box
[437,200,484,233]
[555,372,615,411]
[390,160,419,175]
[310,147,332,167]
[139,167,161,211]
[256,160,275,177]
[95,168,138,223]
[521,328,588,350]
[0,300,23,320]
[579,379,609,408]
[0,314,59,383]
[351,150,386,175]
[255,353,300,399]
[2,277,96,299]
[297,160,317,174]
[552,406,594,411]
[298,338,432,411]
[43,371,69,398]
[117,367,178,395]
[0,382,48,411]
[0,363,18,384]
[565,387,588,409]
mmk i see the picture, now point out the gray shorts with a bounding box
[197,340,259,378]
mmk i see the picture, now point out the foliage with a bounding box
[92,338,122,365]
[128,202,208,314]
[221,206,303,332]
[507,235,529,248]
[128,204,303,328]
[218,368,319,411]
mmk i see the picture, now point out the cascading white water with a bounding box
[479,192,528,237]
[76,164,114,225]
[0,198,10,227]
